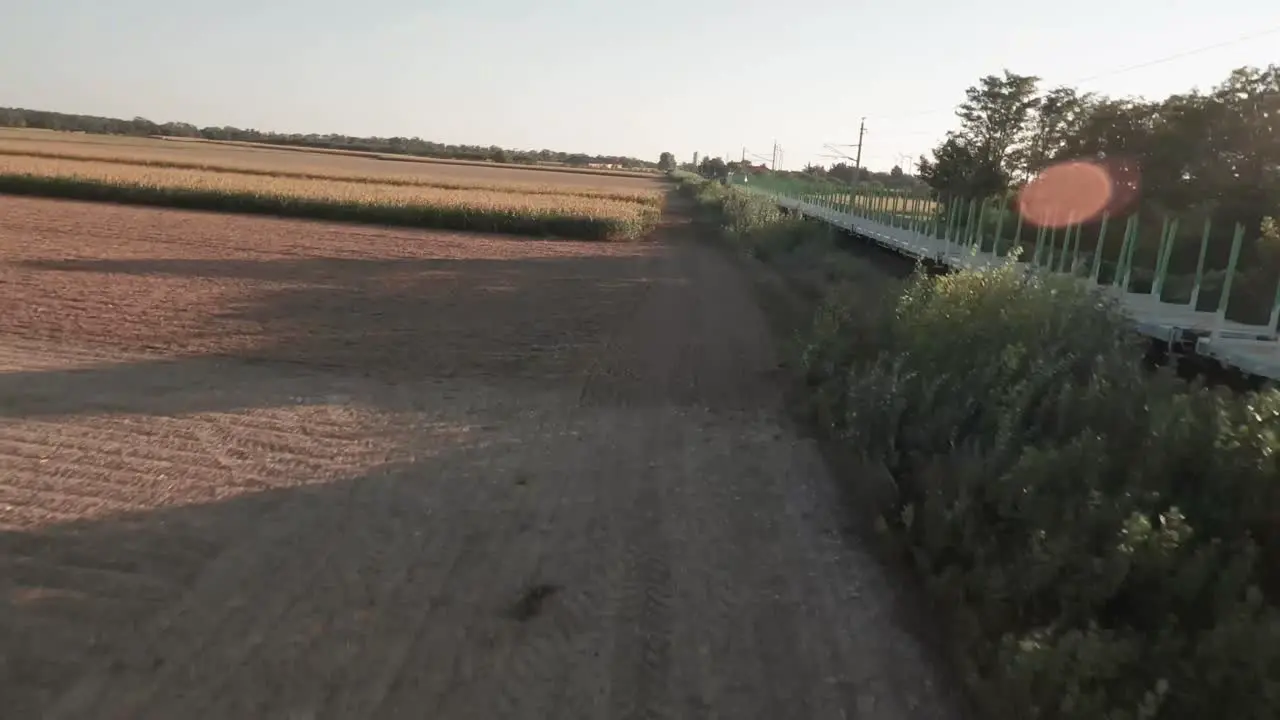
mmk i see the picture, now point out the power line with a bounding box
[785,27,1278,171]
[1070,25,1280,85]
[865,25,1280,124]
[743,147,773,166]
[816,118,869,172]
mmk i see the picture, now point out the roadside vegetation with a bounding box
[675,113,1280,719]
[0,154,660,241]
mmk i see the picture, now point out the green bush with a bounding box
[683,182,1280,717]
[679,180,1280,718]
[805,264,1280,719]
[677,172,817,260]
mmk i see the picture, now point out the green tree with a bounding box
[1209,66,1280,235]
[918,70,1040,197]
[828,162,855,183]
[1024,86,1096,177]
[697,156,728,180]
[920,63,1280,275]
[658,151,676,171]
[956,70,1041,177]
[917,135,1005,197]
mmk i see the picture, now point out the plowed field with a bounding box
[0,195,959,719]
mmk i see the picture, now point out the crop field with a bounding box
[0,191,958,718]
[0,195,662,714]
[0,129,667,240]
[179,138,666,179]
[0,149,657,201]
[0,129,665,191]
[0,196,661,379]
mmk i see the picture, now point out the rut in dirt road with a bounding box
[4,197,960,719]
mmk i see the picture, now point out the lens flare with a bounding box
[1017,160,1117,228]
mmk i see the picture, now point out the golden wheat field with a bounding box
[0,130,668,240]
[0,129,664,191]
[0,155,655,216]
[0,147,660,204]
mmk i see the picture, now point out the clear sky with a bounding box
[1,0,1276,171]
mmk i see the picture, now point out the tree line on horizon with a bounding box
[0,106,661,170]
[686,152,927,192]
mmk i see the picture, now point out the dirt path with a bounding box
[2,196,959,719]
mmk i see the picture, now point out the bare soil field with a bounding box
[0,129,665,192]
[0,196,654,379]
[0,195,959,719]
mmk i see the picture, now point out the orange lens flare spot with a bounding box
[1017,160,1115,228]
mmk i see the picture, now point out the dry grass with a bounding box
[0,154,660,240]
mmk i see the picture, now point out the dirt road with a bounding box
[1,196,959,719]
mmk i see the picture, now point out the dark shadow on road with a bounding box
[3,249,680,418]
[0,438,557,718]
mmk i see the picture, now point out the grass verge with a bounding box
[678,171,1280,720]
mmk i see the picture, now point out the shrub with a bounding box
[808,263,1280,719]
[681,179,1280,718]
[679,180,1280,717]
[677,173,822,260]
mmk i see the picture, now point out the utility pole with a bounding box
[853,117,866,173]
[819,119,866,208]
[772,140,778,170]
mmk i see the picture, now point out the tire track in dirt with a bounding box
[568,198,963,720]
[577,206,781,719]
[611,479,676,720]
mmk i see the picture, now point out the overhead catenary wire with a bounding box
[849,26,1280,170]
[863,25,1280,124]
[779,26,1278,173]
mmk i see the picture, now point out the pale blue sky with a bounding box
[1,0,1276,171]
